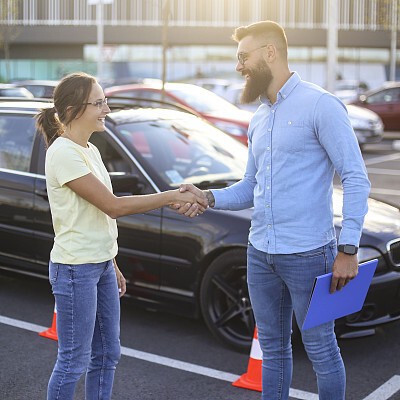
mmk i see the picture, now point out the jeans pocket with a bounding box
[49,262,59,284]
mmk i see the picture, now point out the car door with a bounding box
[92,131,163,295]
[365,87,400,130]
[0,113,37,268]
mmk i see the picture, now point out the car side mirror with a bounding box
[110,173,145,196]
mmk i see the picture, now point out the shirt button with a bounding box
[268,224,271,228]
[267,186,270,190]
[267,147,270,150]
[288,121,292,125]
[267,166,270,170]
[267,205,270,208]
[268,128,271,132]
[271,110,275,113]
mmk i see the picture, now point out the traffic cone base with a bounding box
[39,305,58,341]
[232,328,262,392]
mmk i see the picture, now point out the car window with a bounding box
[168,85,239,113]
[89,131,154,194]
[115,114,247,188]
[366,88,400,104]
[0,88,32,98]
[0,115,35,172]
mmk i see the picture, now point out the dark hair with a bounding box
[232,20,288,59]
[35,72,97,147]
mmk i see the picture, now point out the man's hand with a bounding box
[170,184,213,218]
[330,252,358,294]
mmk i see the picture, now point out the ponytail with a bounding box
[35,106,63,148]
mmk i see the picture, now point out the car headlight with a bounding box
[213,122,248,137]
[357,247,381,263]
[349,117,371,130]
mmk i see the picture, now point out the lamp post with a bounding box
[326,0,338,93]
[88,0,113,81]
[390,0,398,82]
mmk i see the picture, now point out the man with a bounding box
[177,21,370,399]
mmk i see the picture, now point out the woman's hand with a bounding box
[113,259,126,297]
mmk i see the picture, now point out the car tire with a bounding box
[200,249,254,352]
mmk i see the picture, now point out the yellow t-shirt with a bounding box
[45,137,118,264]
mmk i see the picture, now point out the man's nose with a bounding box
[236,61,244,72]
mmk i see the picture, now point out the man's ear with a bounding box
[264,44,277,62]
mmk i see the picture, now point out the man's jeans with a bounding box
[247,240,345,400]
[47,260,121,400]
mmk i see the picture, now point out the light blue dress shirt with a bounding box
[211,72,370,254]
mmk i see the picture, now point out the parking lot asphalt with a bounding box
[1,138,400,400]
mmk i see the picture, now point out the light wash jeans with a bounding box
[247,240,345,400]
[47,260,121,400]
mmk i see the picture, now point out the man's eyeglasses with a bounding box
[83,98,108,109]
[237,44,269,65]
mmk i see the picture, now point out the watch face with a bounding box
[340,244,358,255]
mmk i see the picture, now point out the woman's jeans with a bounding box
[47,260,121,400]
[247,240,346,400]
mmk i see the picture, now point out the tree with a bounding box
[0,0,21,82]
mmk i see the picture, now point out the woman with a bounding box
[36,72,206,400]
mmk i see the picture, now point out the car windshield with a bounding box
[168,85,240,114]
[115,114,247,189]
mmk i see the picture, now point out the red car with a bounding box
[105,81,252,145]
[351,82,400,131]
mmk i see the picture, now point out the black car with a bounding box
[0,99,400,352]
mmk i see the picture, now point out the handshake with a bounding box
[170,184,215,218]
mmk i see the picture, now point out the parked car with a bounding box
[334,80,369,104]
[203,83,383,149]
[105,81,252,145]
[12,80,59,99]
[351,82,400,131]
[0,84,34,98]
[1,99,400,351]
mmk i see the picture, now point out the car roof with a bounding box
[105,82,208,94]
[0,98,197,124]
[13,80,59,86]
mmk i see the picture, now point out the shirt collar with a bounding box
[260,71,301,105]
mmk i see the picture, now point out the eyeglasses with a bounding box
[83,98,108,109]
[237,44,269,65]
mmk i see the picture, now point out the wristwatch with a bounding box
[338,244,358,255]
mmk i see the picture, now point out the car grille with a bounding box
[387,238,400,267]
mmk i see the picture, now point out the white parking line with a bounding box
[367,168,400,176]
[0,314,319,399]
[364,153,400,166]
[363,375,400,400]
[369,187,400,196]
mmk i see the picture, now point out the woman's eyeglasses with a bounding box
[83,98,108,109]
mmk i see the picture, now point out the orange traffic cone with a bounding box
[232,327,262,391]
[39,303,58,341]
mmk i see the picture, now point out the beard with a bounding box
[240,59,273,104]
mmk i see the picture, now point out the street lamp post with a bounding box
[326,0,338,93]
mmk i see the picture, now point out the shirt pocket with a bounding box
[275,120,305,153]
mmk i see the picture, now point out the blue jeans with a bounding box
[247,240,345,400]
[47,260,121,400]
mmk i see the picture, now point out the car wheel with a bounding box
[200,249,254,352]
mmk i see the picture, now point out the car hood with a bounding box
[204,109,253,124]
[333,190,400,240]
[346,104,380,121]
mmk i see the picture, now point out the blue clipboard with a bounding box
[302,259,378,330]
